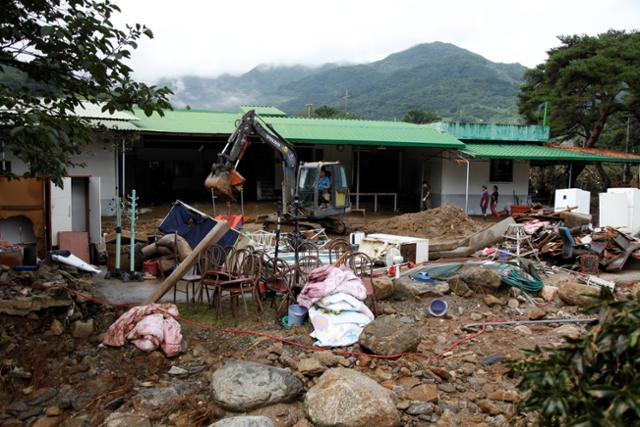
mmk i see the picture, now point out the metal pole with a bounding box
[129,189,136,273]
[211,189,217,216]
[465,160,469,214]
[568,162,573,187]
[356,148,361,209]
[121,139,126,197]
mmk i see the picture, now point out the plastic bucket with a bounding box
[287,304,308,326]
[428,299,448,317]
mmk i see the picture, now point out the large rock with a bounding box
[557,280,599,306]
[211,361,304,411]
[459,267,501,289]
[134,384,188,412]
[210,416,275,427]
[393,277,449,300]
[304,368,400,427]
[372,277,395,300]
[358,316,420,356]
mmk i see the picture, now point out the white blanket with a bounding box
[309,292,374,347]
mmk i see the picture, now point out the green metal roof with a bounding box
[240,105,287,116]
[463,143,640,163]
[430,122,550,142]
[133,110,464,148]
[263,116,464,148]
[133,110,240,134]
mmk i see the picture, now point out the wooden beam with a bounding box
[144,221,230,305]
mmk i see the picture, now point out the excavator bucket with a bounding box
[204,165,245,201]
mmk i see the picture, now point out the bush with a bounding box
[510,290,640,426]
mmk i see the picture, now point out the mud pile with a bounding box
[363,204,484,240]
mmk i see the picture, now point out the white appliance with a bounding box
[599,188,640,235]
[360,233,429,264]
[554,188,591,215]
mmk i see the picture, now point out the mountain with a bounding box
[159,42,528,122]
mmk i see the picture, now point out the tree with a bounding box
[1,0,172,184]
[518,30,640,188]
[303,104,365,120]
[402,108,441,124]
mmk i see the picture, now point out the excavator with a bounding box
[204,110,351,234]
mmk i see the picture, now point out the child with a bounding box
[480,185,489,219]
[490,185,499,218]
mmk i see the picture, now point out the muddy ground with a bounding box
[0,202,608,426]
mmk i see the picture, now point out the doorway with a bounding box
[71,177,88,232]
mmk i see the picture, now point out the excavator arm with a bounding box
[204,110,298,206]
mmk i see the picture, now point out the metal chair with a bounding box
[216,252,264,319]
[328,238,351,264]
[173,252,205,304]
[343,251,377,312]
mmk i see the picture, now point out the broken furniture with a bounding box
[501,223,539,262]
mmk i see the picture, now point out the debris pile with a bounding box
[363,204,484,240]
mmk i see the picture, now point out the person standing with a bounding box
[422,181,432,210]
[480,185,489,219]
[490,185,499,217]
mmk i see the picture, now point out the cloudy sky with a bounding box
[114,0,640,82]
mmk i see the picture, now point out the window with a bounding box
[490,159,513,182]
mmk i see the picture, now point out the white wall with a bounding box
[6,138,116,216]
[437,154,530,215]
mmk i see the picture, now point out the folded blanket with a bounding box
[297,265,367,308]
[309,292,374,347]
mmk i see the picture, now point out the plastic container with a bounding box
[287,304,308,326]
[142,259,160,276]
[428,299,448,317]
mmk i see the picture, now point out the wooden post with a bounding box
[144,221,230,305]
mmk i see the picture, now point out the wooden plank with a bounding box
[144,221,230,305]
[58,231,90,262]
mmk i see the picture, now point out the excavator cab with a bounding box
[297,162,351,218]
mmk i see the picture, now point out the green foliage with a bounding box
[511,290,640,426]
[304,104,365,120]
[519,30,640,148]
[1,0,173,185]
[402,108,441,124]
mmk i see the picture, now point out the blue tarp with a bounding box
[159,200,239,249]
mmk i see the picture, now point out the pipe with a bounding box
[456,158,470,213]
[356,148,361,209]
[462,317,597,331]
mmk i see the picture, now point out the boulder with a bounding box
[313,351,340,367]
[304,368,400,427]
[540,285,559,302]
[71,319,93,339]
[400,384,438,403]
[448,277,473,297]
[553,324,582,339]
[372,277,394,300]
[211,361,304,411]
[460,267,501,289]
[393,277,449,300]
[557,281,599,306]
[210,416,275,427]
[297,358,326,377]
[358,316,420,356]
[483,295,504,307]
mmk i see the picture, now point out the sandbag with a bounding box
[157,255,177,273]
[156,234,192,261]
[141,243,173,259]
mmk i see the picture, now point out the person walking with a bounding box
[480,185,489,219]
[422,180,432,211]
[490,185,499,218]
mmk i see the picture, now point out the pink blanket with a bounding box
[297,265,367,308]
[102,303,183,357]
